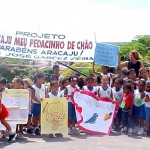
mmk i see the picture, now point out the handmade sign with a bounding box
[94,43,119,67]
[0,30,95,62]
[73,90,117,135]
[0,89,29,130]
[41,98,68,134]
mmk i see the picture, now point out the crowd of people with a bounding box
[0,50,150,143]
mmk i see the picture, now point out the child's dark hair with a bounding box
[114,78,123,85]
[86,76,94,82]
[34,72,45,83]
[123,83,132,91]
[138,79,146,85]
[13,77,22,84]
[97,75,102,84]
[69,76,78,82]
[53,65,59,70]
[0,78,7,85]
[62,78,69,85]
[50,74,59,81]
[128,68,135,75]
[50,81,58,87]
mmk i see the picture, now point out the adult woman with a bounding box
[118,50,144,77]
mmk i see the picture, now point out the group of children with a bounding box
[0,64,150,143]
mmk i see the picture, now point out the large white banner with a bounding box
[73,90,117,135]
[0,31,95,62]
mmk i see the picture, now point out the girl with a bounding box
[133,79,146,135]
[112,78,123,130]
[98,75,113,99]
[121,83,134,134]
[46,81,63,138]
[92,62,114,86]
[31,73,46,135]
[82,76,97,95]
[22,78,34,134]
[12,77,24,138]
[139,68,150,82]
[0,78,16,142]
[64,76,79,135]
[144,81,150,136]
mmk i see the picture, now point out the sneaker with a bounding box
[17,132,24,138]
[128,128,133,135]
[72,127,79,133]
[121,127,128,132]
[68,128,72,135]
[133,126,139,134]
[137,128,144,136]
[26,128,33,134]
[55,133,63,137]
[48,134,54,138]
[34,129,41,135]
[8,133,17,143]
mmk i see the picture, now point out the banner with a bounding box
[0,89,29,130]
[73,90,117,135]
[0,31,95,62]
[41,98,68,134]
[94,43,119,67]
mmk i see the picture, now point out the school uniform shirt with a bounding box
[112,87,123,105]
[98,86,112,98]
[47,92,62,98]
[83,86,97,94]
[66,85,79,102]
[122,93,133,108]
[133,89,145,107]
[145,92,150,107]
[32,84,46,104]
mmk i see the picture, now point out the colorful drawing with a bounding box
[104,113,113,121]
[84,113,98,124]
[41,98,68,134]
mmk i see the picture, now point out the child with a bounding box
[12,77,24,138]
[31,73,46,135]
[46,81,63,138]
[82,76,97,95]
[139,68,150,82]
[92,62,114,86]
[144,81,150,136]
[112,78,123,130]
[64,76,79,135]
[133,79,146,135]
[22,78,34,134]
[53,65,63,80]
[121,68,128,80]
[0,94,16,142]
[98,75,113,99]
[121,83,134,134]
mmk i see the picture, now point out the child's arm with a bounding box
[129,94,134,115]
[0,94,2,113]
[45,93,49,98]
[31,89,41,104]
[110,89,114,100]
[145,95,150,102]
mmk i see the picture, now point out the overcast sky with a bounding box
[0,0,150,42]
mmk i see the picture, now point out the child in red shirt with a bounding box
[121,83,134,134]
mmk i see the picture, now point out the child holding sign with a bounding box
[31,73,46,135]
[133,79,146,135]
[0,94,16,142]
[46,81,63,138]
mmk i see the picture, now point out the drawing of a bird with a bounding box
[84,113,98,124]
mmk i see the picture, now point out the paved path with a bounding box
[0,131,150,150]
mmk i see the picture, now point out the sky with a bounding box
[0,0,150,42]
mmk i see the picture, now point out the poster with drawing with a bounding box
[0,89,30,130]
[73,90,117,135]
[41,98,68,134]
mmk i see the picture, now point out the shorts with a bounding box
[32,103,41,116]
[133,105,145,119]
[0,104,9,120]
[145,107,150,121]
[68,102,77,122]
